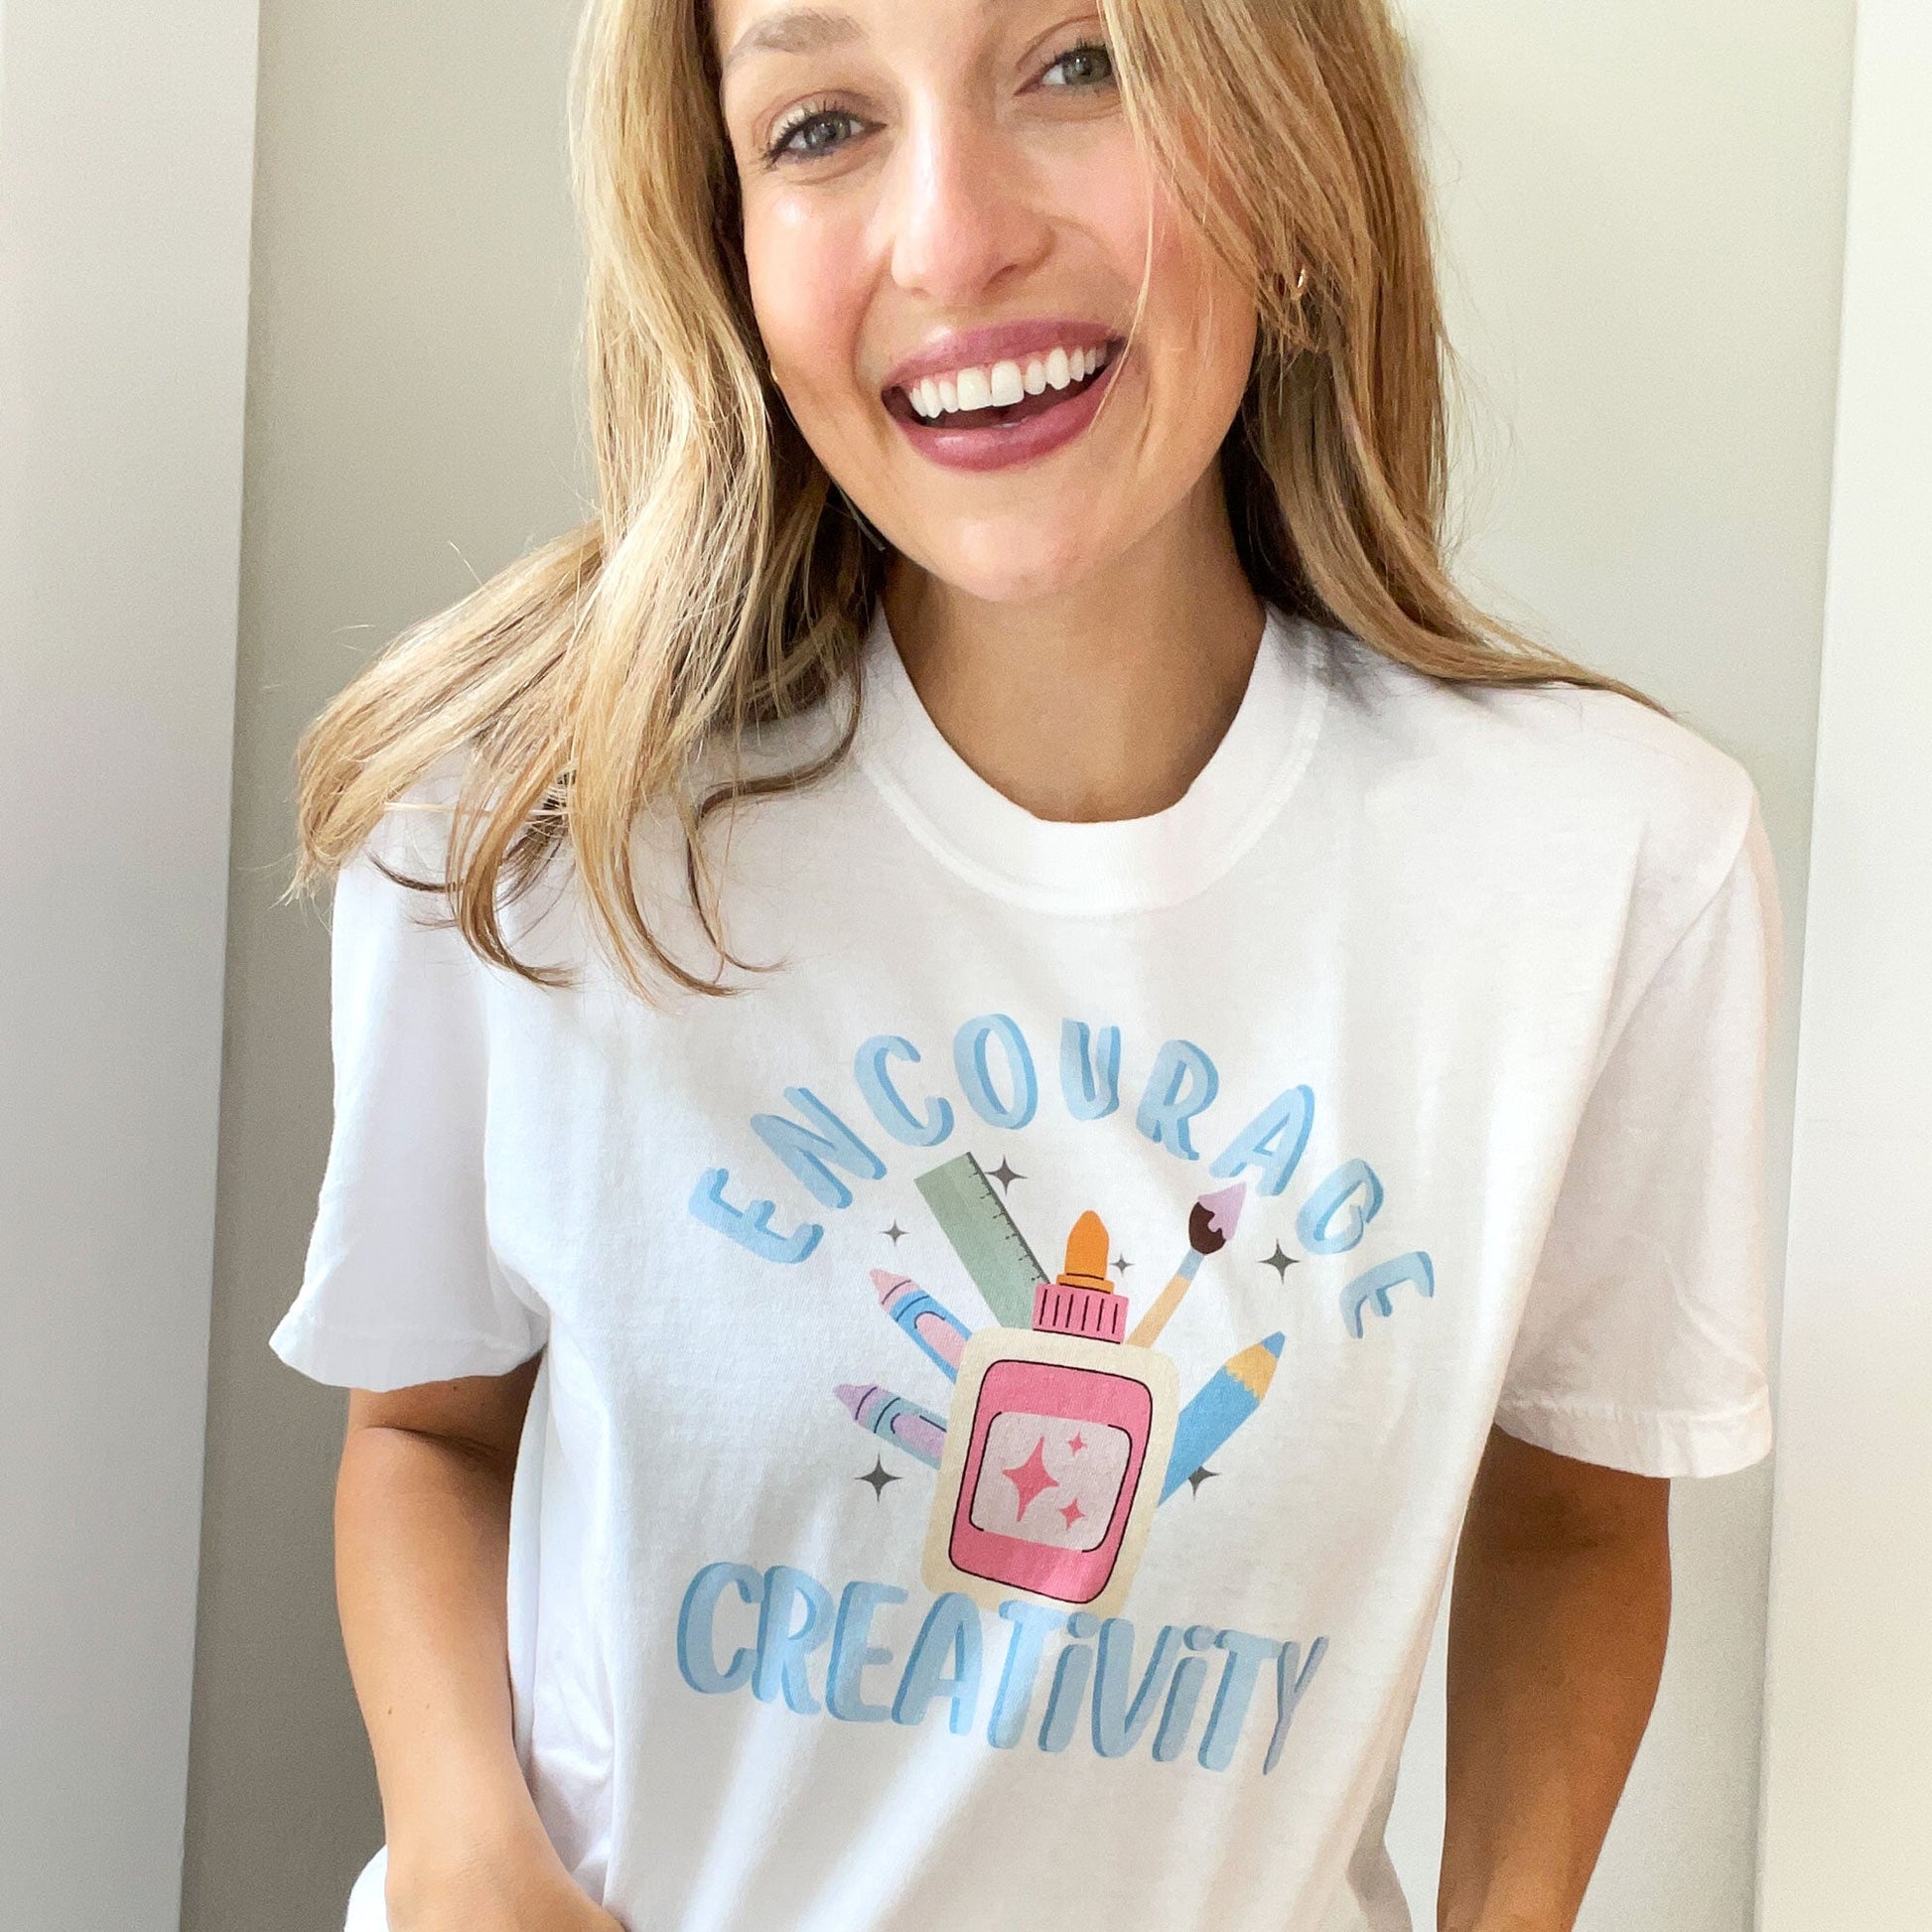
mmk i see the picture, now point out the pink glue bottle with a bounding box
[922,1209,1178,1616]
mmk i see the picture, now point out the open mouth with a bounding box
[883,340,1121,434]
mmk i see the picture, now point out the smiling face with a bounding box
[713,0,1260,606]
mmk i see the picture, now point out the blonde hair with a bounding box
[296,0,1652,993]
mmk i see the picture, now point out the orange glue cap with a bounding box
[1035,1209,1126,1342]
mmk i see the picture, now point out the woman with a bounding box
[274,0,1778,1927]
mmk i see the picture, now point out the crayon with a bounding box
[1127,1181,1247,1347]
[835,1382,946,1469]
[1161,1332,1284,1501]
[873,1269,973,1381]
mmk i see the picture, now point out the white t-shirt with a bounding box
[275,607,1778,1932]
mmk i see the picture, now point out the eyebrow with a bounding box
[720,6,863,76]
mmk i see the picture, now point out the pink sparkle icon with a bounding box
[1058,1497,1086,1529]
[1067,1432,1086,1454]
[1002,1437,1058,1516]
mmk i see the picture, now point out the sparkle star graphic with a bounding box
[1112,1255,1133,1276]
[1066,1432,1086,1454]
[857,1455,900,1497]
[1185,1464,1219,1495]
[1058,1497,1086,1529]
[882,1221,906,1246]
[988,1158,1023,1191]
[1261,1242,1300,1281]
[1002,1436,1058,1515]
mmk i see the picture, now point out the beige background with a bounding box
[2,2,257,1927]
[1758,3,1932,1923]
[180,3,1857,1928]
[180,4,587,1925]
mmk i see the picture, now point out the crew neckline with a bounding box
[852,604,1327,917]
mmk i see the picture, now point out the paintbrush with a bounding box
[1126,1181,1247,1346]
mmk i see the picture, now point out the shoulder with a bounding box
[1310,628,1761,924]
[334,755,590,986]
[349,752,474,886]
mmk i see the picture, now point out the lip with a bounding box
[879,318,1118,397]
[887,346,1125,474]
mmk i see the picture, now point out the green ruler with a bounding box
[915,1152,1047,1327]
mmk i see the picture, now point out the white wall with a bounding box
[0,2,259,1926]
[1758,5,1932,1923]
[180,5,587,1928]
[1386,3,1855,1925]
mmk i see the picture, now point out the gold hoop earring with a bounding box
[1272,266,1313,355]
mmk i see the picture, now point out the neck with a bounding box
[880,471,1265,824]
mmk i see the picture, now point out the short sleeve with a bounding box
[270,812,547,1391]
[1496,794,1781,1478]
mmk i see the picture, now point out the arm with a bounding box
[337,1362,622,1932]
[1438,1426,1672,1932]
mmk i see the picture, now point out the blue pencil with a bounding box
[1162,1333,1285,1500]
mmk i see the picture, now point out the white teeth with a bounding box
[903,344,1106,417]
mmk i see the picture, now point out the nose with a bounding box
[884,102,1053,308]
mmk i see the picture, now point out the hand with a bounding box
[385,1840,625,1932]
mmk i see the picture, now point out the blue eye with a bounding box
[768,108,864,164]
[1041,42,1115,89]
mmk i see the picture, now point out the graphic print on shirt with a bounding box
[681,1011,1438,1776]
[905,1167,1238,1617]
